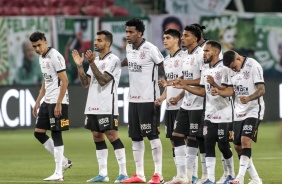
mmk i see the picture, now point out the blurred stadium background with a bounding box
[0,0,282,183]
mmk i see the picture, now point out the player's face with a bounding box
[94,34,107,52]
[126,26,141,44]
[203,44,213,63]
[31,39,48,56]
[163,34,178,50]
[228,60,240,72]
[181,30,197,48]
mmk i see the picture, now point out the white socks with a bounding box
[186,147,198,181]
[247,158,260,180]
[96,149,108,176]
[132,141,145,177]
[150,139,163,175]
[206,157,216,182]
[115,148,127,176]
[54,145,64,177]
[238,155,250,178]
[175,145,187,178]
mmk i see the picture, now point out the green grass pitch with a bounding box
[0,122,281,184]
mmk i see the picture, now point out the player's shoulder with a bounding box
[142,40,157,51]
[108,52,120,61]
[246,57,261,67]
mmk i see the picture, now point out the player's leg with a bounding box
[122,103,146,183]
[85,115,109,183]
[104,115,128,183]
[203,120,217,183]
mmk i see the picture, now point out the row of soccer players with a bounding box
[29,18,264,184]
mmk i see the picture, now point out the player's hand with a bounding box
[239,96,250,104]
[85,50,96,64]
[158,78,168,88]
[154,98,163,106]
[32,102,40,118]
[173,79,184,89]
[211,87,219,96]
[71,50,84,66]
[206,75,215,86]
[169,97,178,105]
[54,103,62,118]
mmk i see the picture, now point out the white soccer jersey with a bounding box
[227,57,265,121]
[39,48,69,104]
[200,61,233,123]
[84,52,121,115]
[163,49,184,110]
[127,39,164,102]
[181,46,204,110]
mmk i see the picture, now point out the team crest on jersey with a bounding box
[190,58,195,66]
[139,51,146,59]
[243,70,250,79]
[101,63,106,70]
[174,60,180,67]
[46,61,50,69]
[215,71,221,80]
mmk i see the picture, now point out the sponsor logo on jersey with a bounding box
[236,113,246,118]
[140,123,151,130]
[114,119,118,127]
[130,95,141,99]
[88,107,99,111]
[128,62,142,72]
[190,123,198,130]
[234,85,249,95]
[165,72,178,80]
[99,117,109,125]
[243,125,253,131]
[61,119,69,127]
[218,129,224,136]
[182,71,193,79]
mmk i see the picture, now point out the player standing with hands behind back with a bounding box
[30,31,72,181]
[72,30,128,183]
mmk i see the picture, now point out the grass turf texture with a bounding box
[0,122,281,184]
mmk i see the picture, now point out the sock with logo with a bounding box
[112,138,127,176]
[132,140,145,177]
[237,148,251,178]
[247,157,260,180]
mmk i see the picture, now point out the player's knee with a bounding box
[105,130,118,142]
[234,144,242,154]
[51,131,63,147]
[111,138,124,150]
[218,142,232,159]
[95,140,107,150]
[34,132,49,144]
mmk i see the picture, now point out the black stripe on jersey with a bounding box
[171,49,182,57]
[111,90,115,116]
[200,85,205,88]
[100,52,112,60]
[254,82,265,85]
[221,83,232,87]
[257,98,261,120]
[241,57,248,69]
[42,47,52,58]
[133,39,146,50]
[58,78,60,87]
[104,71,114,94]
[210,60,223,68]
[57,69,66,73]
[86,74,91,78]
[188,46,199,55]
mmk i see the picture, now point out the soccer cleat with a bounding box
[216,174,227,184]
[115,174,128,183]
[147,173,164,184]
[228,176,244,184]
[202,179,216,184]
[121,174,146,183]
[43,173,64,181]
[195,177,208,184]
[62,159,73,173]
[164,176,189,184]
[86,175,109,182]
[192,176,198,184]
[248,178,262,184]
[223,175,234,184]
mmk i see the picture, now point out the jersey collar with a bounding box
[170,49,182,57]
[209,59,222,68]
[133,39,145,50]
[42,47,52,58]
[99,51,112,60]
[241,56,248,69]
[200,39,209,47]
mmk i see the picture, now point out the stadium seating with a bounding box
[0,0,128,16]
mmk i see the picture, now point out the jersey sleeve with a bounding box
[151,45,164,65]
[252,62,264,84]
[200,71,205,86]
[51,52,66,72]
[221,66,230,86]
[104,56,120,78]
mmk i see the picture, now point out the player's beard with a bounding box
[204,55,213,64]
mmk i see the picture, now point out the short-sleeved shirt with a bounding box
[39,47,69,104]
[227,57,265,121]
[200,60,233,123]
[127,39,164,102]
[163,49,184,110]
[84,52,121,115]
[181,46,204,110]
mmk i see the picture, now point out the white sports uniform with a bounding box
[127,39,164,102]
[84,52,121,115]
[181,46,204,110]
[163,49,184,110]
[39,47,69,104]
[227,57,265,121]
[200,60,233,123]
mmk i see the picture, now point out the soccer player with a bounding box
[211,50,265,184]
[71,30,128,183]
[174,41,235,184]
[120,18,164,184]
[154,29,184,168]
[29,31,72,181]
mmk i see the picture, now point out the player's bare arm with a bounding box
[85,50,112,86]
[71,50,89,88]
[121,58,128,67]
[155,88,167,106]
[55,71,68,118]
[178,77,201,86]
[33,81,46,118]
[240,83,265,104]
[212,86,234,97]
[169,90,184,105]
